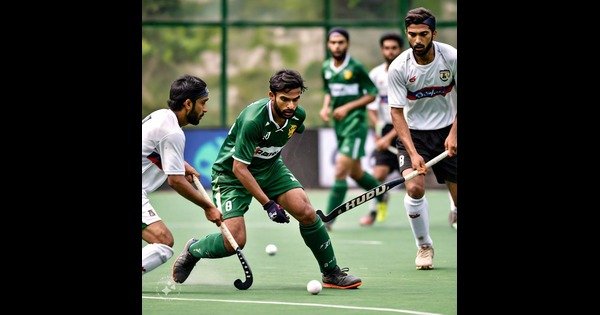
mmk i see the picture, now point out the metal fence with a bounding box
[142,0,457,128]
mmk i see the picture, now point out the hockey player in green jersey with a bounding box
[319,27,384,230]
[173,69,362,289]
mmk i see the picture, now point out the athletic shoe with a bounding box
[415,245,434,270]
[375,193,390,222]
[322,266,362,289]
[172,238,200,283]
[359,210,376,226]
[375,201,388,222]
[448,210,457,229]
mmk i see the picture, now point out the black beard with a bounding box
[187,105,201,125]
[412,41,433,57]
[274,104,295,119]
[333,52,346,62]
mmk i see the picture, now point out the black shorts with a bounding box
[370,124,400,172]
[396,125,457,184]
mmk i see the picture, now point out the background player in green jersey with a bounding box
[319,27,383,230]
[172,69,362,289]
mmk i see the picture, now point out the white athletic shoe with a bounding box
[415,245,434,270]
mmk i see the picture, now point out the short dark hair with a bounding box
[167,74,208,111]
[405,7,436,32]
[269,69,307,94]
[327,27,349,41]
[379,32,404,48]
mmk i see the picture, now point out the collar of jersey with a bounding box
[267,100,289,131]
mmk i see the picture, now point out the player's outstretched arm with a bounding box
[167,174,222,225]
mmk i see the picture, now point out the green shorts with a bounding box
[335,124,368,159]
[211,160,303,219]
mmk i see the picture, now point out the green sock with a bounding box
[326,180,347,215]
[300,216,337,273]
[356,172,384,202]
[188,233,231,259]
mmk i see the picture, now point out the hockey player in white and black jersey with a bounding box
[387,7,457,270]
[142,75,222,276]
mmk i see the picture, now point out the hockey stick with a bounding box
[316,150,449,222]
[193,175,253,290]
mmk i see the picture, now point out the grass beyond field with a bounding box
[142,188,457,315]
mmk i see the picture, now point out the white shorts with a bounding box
[142,189,162,227]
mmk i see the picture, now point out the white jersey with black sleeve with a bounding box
[142,108,186,194]
[387,41,457,130]
[366,62,393,127]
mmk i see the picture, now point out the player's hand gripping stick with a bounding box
[263,200,290,223]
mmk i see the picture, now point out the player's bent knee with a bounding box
[141,243,174,275]
[297,212,316,225]
[155,231,174,247]
[155,243,174,262]
[288,204,315,225]
[406,186,425,199]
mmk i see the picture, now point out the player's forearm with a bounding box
[450,117,457,139]
[446,117,458,156]
[233,163,270,206]
[168,175,214,210]
[391,108,418,156]
[344,94,376,111]
[382,128,397,143]
[321,94,331,110]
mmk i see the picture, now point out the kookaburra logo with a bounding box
[340,185,388,213]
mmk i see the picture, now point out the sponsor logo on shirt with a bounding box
[253,146,282,159]
[329,83,360,97]
[407,81,455,100]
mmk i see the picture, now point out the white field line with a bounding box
[142,295,443,315]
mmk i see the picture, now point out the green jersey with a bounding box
[321,55,378,136]
[212,97,306,176]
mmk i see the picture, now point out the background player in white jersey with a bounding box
[142,74,222,275]
[388,7,457,270]
[172,69,362,289]
[360,32,404,227]
[319,27,383,231]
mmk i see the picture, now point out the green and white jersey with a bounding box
[321,55,378,136]
[212,98,306,176]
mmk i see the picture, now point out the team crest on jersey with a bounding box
[324,70,332,80]
[439,70,451,81]
[343,70,353,80]
[263,132,271,140]
[288,125,297,138]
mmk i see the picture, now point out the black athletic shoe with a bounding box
[322,266,362,289]
[172,238,200,283]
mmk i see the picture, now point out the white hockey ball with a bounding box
[265,244,277,256]
[306,280,322,295]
